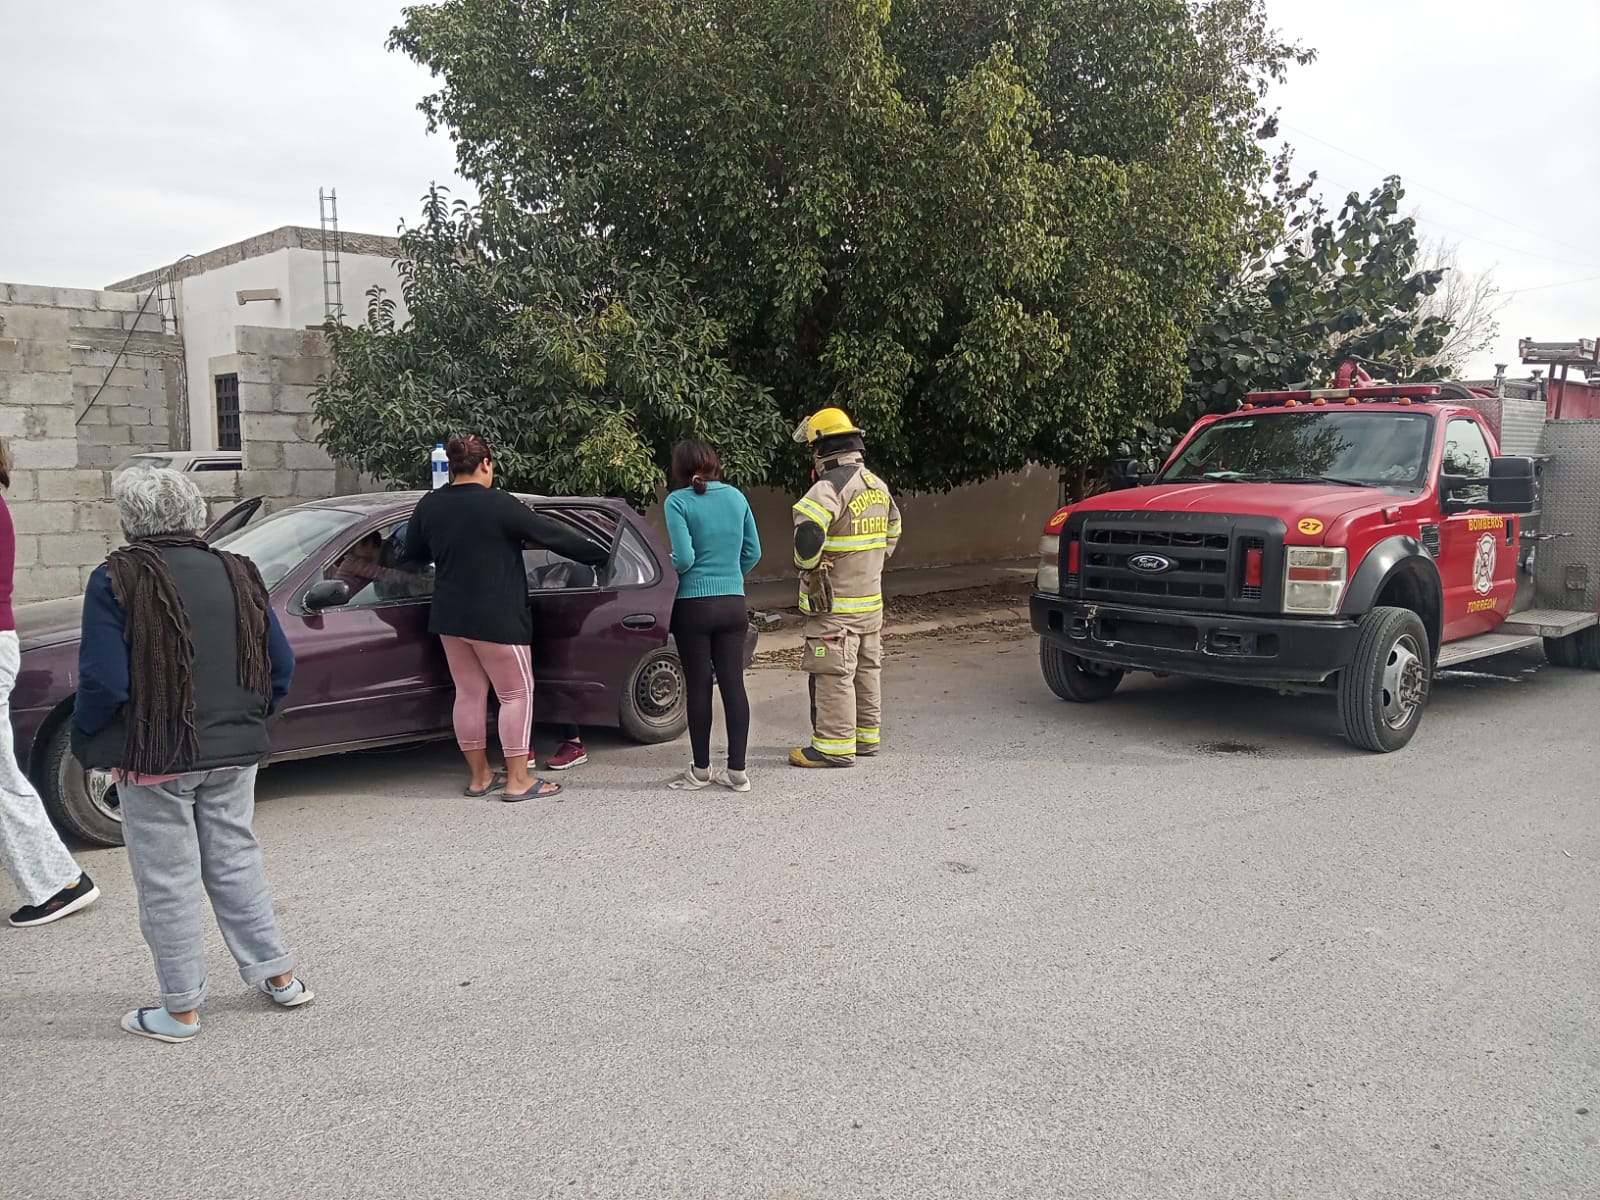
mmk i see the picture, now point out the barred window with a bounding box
[215,374,241,452]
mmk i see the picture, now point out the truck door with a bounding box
[1437,416,1518,641]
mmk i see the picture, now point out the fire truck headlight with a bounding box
[1037,534,1061,593]
[1282,547,1348,615]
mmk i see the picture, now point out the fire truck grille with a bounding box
[1082,526,1232,609]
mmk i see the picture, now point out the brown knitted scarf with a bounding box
[105,535,274,775]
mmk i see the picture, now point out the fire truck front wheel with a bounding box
[1338,607,1431,753]
[1040,641,1124,702]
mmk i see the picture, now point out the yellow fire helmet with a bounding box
[792,406,863,446]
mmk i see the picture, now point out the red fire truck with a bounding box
[1030,366,1600,751]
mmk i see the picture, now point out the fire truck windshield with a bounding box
[1161,410,1435,489]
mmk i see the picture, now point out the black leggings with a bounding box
[671,595,751,771]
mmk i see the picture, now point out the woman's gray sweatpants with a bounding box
[118,766,294,1011]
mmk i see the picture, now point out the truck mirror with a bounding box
[1485,456,1537,514]
[1109,458,1145,491]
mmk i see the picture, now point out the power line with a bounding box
[1280,122,1600,271]
[1504,274,1600,297]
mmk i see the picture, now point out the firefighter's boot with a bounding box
[788,746,854,768]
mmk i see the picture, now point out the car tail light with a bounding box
[1244,547,1263,589]
[1037,534,1060,592]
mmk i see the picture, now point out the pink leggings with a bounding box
[440,636,534,758]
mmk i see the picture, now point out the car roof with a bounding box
[293,491,630,516]
[128,450,242,462]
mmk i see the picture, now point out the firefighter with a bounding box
[788,407,902,768]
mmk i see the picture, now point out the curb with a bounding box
[755,605,1029,655]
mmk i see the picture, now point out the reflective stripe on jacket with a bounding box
[791,454,901,615]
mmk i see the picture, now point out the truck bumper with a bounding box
[1030,594,1361,686]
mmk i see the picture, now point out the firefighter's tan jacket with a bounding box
[792,452,902,618]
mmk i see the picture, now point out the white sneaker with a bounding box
[713,768,751,793]
[667,766,713,791]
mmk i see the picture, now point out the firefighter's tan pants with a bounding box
[803,614,883,762]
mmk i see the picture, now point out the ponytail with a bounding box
[692,474,708,495]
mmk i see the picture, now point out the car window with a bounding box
[1442,419,1492,505]
[323,523,434,607]
[194,460,242,471]
[213,508,362,590]
[523,506,617,592]
[608,524,660,588]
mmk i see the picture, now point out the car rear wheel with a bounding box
[1338,607,1430,753]
[1040,640,1124,702]
[619,647,688,744]
[40,720,125,847]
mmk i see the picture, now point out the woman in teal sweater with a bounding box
[663,440,762,791]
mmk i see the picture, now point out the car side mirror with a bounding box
[1109,458,1146,491]
[304,579,351,610]
[1485,456,1537,514]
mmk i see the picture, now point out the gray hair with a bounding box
[113,467,208,541]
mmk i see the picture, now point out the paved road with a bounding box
[5,630,1597,1199]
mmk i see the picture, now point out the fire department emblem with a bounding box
[1472,533,1496,596]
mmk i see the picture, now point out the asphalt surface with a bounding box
[4,630,1597,1200]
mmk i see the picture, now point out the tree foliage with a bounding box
[1111,176,1452,474]
[387,0,1311,492]
[312,186,782,507]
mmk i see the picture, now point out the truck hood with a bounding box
[1079,481,1393,533]
[14,597,84,651]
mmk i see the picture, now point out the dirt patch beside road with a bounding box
[752,582,1033,668]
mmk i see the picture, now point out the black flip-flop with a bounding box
[502,779,562,803]
[464,772,507,798]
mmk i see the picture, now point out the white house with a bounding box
[108,226,407,451]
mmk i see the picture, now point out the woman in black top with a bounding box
[402,435,607,802]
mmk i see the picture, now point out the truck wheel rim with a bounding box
[85,767,121,823]
[1381,635,1427,729]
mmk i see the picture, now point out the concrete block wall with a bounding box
[0,284,184,602]
[640,465,1060,585]
[230,325,365,505]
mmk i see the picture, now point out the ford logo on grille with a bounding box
[1128,553,1174,574]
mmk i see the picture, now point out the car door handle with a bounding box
[622,614,656,629]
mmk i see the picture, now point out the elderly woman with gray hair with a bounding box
[73,468,306,1043]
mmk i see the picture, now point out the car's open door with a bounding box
[203,496,265,543]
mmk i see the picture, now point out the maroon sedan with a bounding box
[11,491,718,847]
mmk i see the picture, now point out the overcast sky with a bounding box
[1,0,1595,379]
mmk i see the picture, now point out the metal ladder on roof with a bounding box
[318,187,344,323]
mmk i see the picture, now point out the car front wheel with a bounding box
[618,647,688,744]
[40,720,125,847]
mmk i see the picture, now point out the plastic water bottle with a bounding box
[430,442,450,490]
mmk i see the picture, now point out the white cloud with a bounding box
[2,0,1594,381]
[1263,0,1600,377]
[0,0,467,287]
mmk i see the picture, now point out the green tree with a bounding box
[390,0,1310,492]
[1112,176,1452,474]
[312,186,782,507]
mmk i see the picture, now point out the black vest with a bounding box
[74,546,272,772]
